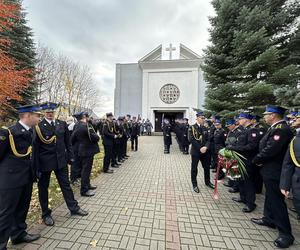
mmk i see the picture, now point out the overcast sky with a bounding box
[23,0,215,116]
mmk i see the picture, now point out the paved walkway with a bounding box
[12,136,300,249]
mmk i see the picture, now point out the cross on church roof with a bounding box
[165,43,176,60]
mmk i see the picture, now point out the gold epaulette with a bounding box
[2,128,32,157]
[290,137,300,168]
[35,125,56,144]
[191,125,202,141]
[275,124,283,129]
[87,123,97,141]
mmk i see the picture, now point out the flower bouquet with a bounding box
[213,148,247,200]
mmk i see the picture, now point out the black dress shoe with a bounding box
[251,218,276,228]
[125,155,130,157]
[43,215,54,226]
[111,165,119,168]
[89,185,97,190]
[274,236,294,248]
[228,188,239,193]
[212,169,217,173]
[242,204,256,213]
[232,197,246,203]
[71,208,88,216]
[116,162,122,166]
[103,169,114,173]
[206,183,215,189]
[12,233,41,245]
[81,190,95,197]
[193,186,200,193]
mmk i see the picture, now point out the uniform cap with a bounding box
[40,102,58,112]
[263,105,287,115]
[225,119,235,126]
[16,104,42,114]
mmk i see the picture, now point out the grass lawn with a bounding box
[27,146,104,225]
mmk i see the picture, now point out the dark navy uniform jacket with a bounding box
[71,121,100,158]
[189,123,210,157]
[33,118,74,172]
[227,124,260,166]
[163,123,172,146]
[102,121,115,146]
[213,128,226,153]
[280,132,300,199]
[0,122,34,189]
[253,121,294,180]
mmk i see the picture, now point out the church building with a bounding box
[114,43,206,132]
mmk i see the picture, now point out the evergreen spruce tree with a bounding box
[1,0,36,117]
[203,0,300,116]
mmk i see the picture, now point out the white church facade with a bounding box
[114,43,207,132]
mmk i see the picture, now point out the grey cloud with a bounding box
[23,0,214,116]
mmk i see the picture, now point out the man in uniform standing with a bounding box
[182,118,190,154]
[71,112,99,197]
[0,105,41,249]
[211,118,226,179]
[251,114,266,194]
[227,112,259,213]
[130,116,140,151]
[102,113,116,174]
[223,119,240,193]
[34,102,88,227]
[251,105,294,249]
[280,112,300,220]
[189,112,214,193]
[162,119,172,154]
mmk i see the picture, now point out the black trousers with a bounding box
[183,145,189,154]
[239,171,256,208]
[38,167,79,218]
[263,178,292,237]
[176,136,183,151]
[254,165,263,194]
[0,183,32,250]
[164,144,170,153]
[70,152,82,183]
[191,155,210,187]
[103,144,113,172]
[122,138,127,157]
[116,142,123,161]
[80,156,94,194]
[131,136,138,151]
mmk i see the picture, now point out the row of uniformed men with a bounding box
[0,102,90,250]
[0,103,141,250]
[187,105,300,249]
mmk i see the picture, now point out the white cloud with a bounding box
[23,0,214,116]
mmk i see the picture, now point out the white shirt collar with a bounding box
[45,118,55,125]
[18,120,30,131]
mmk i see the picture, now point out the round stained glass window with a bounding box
[159,84,180,104]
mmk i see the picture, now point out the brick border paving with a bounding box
[7,136,300,250]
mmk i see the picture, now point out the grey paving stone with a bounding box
[16,136,300,250]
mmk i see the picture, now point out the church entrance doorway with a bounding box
[154,110,184,132]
